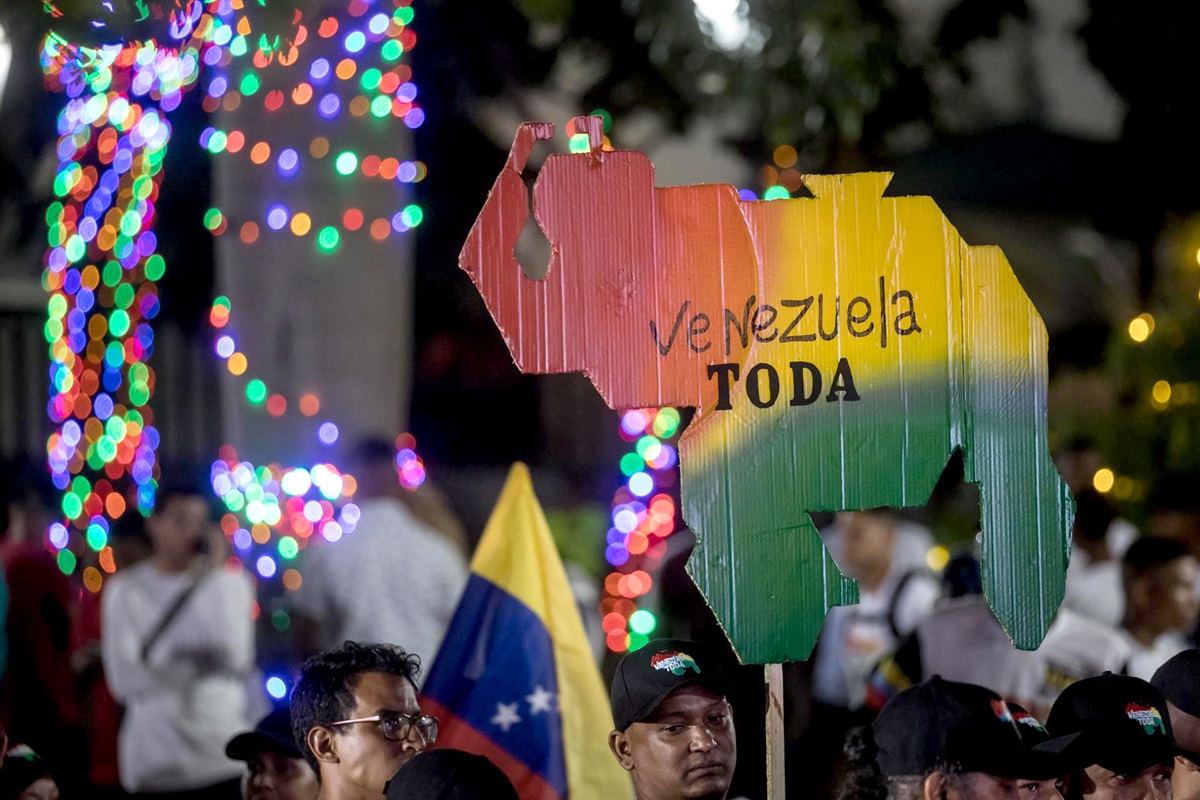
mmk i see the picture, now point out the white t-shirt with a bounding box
[1033,607,1130,709]
[294,496,469,675]
[1118,630,1190,681]
[1063,555,1124,629]
[894,598,1130,714]
[813,565,941,709]
[913,595,1045,708]
[101,562,255,793]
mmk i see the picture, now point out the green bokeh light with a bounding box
[401,204,423,227]
[278,536,299,560]
[109,309,130,337]
[653,407,681,438]
[335,151,358,176]
[240,72,260,96]
[144,254,166,281]
[317,226,340,252]
[103,262,123,287]
[590,108,613,133]
[86,527,108,551]
[246,379,267,404]
[57,549,77,575]
[568,133,590,153]
[620,453,645,477]
[629,609,657,635]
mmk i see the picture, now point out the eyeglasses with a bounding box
[328,711,439,744]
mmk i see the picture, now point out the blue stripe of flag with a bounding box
[424,574,568,797]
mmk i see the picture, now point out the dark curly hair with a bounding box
[290,641,423,774]
[837,726,889,800]
[837,726,937,800]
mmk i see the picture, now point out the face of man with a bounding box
[324,671,426,797]
[1077,763,1173,800]
[147,494,211,563]
[1148,557,1200,634]
[242,749,319,800]
[1168,704,1200,800]
[16,778,60,800]
[838,512,896,581]
[609,685,736,800]
[940,773,1063,800]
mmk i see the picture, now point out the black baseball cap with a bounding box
[1152,648,1200,764]
[226,708,304,761]
[0,745,54,800]
[610,639,732,732]
[872,677,1064,779]
[1009,703,1051,748]
[385,749,518,800]
[1044,673,1175,774]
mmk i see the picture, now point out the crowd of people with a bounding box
[0,437,1196,799]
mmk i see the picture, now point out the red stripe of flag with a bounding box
[422,696,562,800]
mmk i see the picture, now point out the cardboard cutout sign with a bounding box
[462,118,1074,664]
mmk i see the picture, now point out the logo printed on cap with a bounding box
[1125,703,1166,736]
[1013,711,1046,733]
[991,699,1013,723]
[650,651,701,676]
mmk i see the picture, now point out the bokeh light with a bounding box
[603,406,683,653]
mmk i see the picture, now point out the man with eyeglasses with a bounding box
[290,642,439,800]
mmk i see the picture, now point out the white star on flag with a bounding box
[526,685,556,714]
[491,702,522,732]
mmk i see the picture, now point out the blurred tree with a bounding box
[1081,1,1200,299]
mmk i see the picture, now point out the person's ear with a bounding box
[307,726,339,766]
[608,730,634,771]
[1178,755,1200,773]
[924,771,949,800]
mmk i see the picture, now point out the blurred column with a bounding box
[211,4,420,465]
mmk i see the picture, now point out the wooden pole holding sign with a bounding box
[766,663,786,800]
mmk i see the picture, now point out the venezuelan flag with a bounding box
[421,463,632,799]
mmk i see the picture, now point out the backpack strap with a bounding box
[140,571,207,663]
[886,569,921,640]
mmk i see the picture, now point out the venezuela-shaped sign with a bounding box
[461,117,1074,665]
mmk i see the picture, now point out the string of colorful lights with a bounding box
[600,407,683,654]
[199,0,425,253]
[39,0,425,599]
[192,0,429,702]
[39,4,224,589]
[199,0,434,683]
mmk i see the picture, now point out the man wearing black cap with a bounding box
[226,709,318,800]
[1044,673,1175,800]
[863,677,1066,800]
[1008,703,1072,800]
[1152,649,1200,800]
[608,639,736,800]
